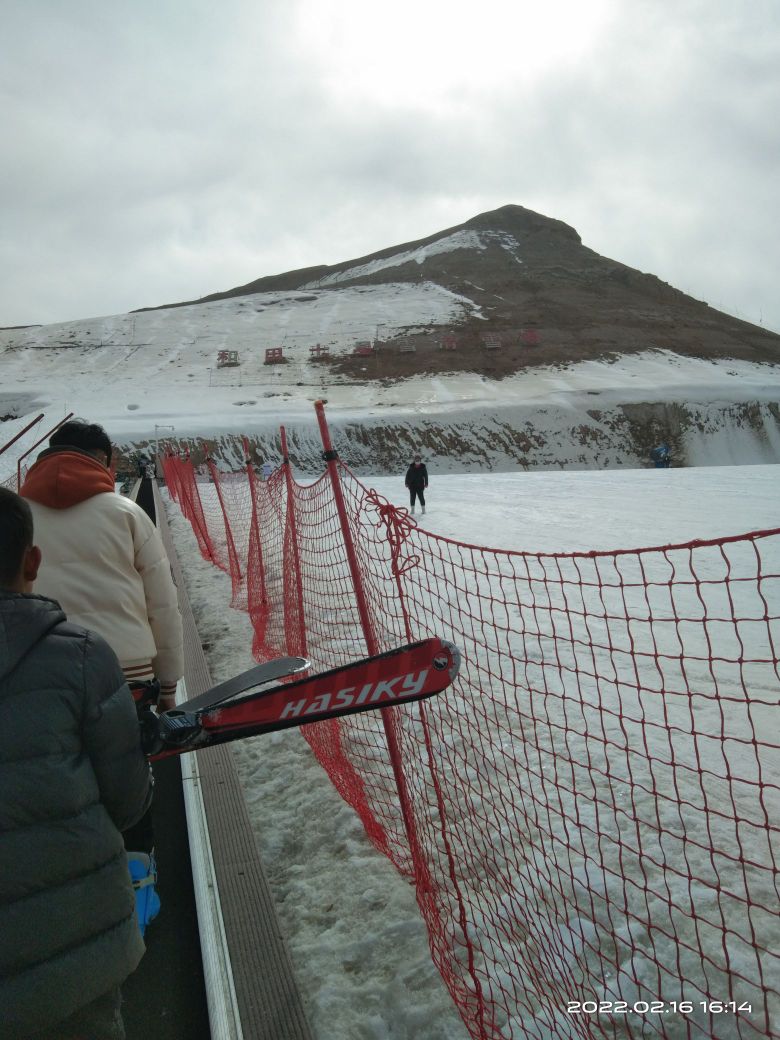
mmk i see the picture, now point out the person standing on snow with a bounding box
[405,454,429,515]
[0,488,152,1040]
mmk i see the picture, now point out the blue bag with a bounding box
[127,851,161,936]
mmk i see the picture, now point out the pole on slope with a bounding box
[313,399,427,879]
[17,412,75,489]
[154,424,175,468]
[280,426,308,658]
[0,413,44,458]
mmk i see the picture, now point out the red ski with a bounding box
[147,637,460,760]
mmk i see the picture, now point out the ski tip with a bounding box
[433,639,461,684]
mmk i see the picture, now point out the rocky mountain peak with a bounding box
[464,203,582,245]
[142,203,779,371]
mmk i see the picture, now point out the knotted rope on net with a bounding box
[364,487,421,577]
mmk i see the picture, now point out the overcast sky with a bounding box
[2,0,779,333]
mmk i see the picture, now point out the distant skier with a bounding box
[405,454,429,515]
[261,460,274,481]
[650,443,671,469]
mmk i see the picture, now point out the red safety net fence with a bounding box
[162,417,779,1040]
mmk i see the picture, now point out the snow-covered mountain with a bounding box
[1,205,779,473]
[152,204,780,367]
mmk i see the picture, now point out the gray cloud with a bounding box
[1,0,778,333]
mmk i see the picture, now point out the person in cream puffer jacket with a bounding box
[20,428,183,707]
[20,420,183,886]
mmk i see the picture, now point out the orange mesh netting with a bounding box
[162,440,779,1040]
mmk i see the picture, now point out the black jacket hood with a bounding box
[0,593,65,684]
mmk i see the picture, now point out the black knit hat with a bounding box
[50,419,112,466]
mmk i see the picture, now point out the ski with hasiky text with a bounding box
[145,637,461,760]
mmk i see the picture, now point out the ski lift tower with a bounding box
[155,424,175,457]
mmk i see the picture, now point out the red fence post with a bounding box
[280,426,308,658]
[314,401,379,655]
[206,457,242,595]
[0,413,44,458]
[243,435,264,585]
[17,412,75,488]
[313,400,429,881]
[243,435,268,619]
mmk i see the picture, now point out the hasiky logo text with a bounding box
[279,670,429,720]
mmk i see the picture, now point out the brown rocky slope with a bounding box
[141,204,780,378]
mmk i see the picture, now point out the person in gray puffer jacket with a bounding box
[0,488,152,1040]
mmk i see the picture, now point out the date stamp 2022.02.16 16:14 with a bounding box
[566,1000,753,1017]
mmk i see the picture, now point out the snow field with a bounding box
[2,287,780,474]
[364,468,780,1038]
[168,466,780,1040]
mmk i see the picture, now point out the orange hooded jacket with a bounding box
[21,449,183,684]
